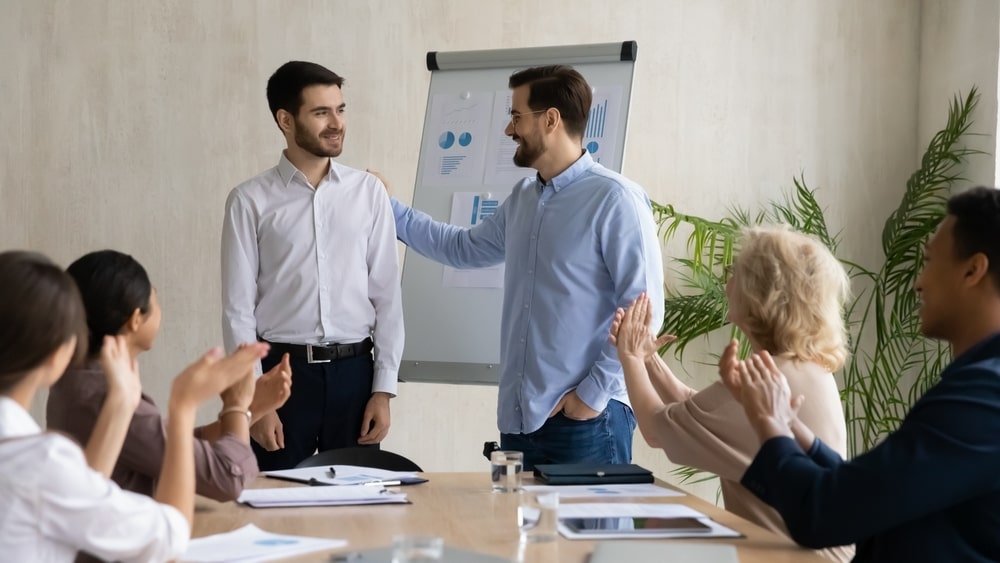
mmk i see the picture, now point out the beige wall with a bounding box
[3,0,990,501]
[918,0,1000,187]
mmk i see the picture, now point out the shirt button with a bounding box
[520,338,525,343]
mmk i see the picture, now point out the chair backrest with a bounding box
[295,446,423,472]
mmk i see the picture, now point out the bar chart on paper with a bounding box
[583,88,623,170]
[586,99,607,139]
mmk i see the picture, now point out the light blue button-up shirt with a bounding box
[393,152,664,434]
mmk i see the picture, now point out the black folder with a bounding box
[532,463,654,485]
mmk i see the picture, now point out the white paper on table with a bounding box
[556,503,741,540]
[263,464,418,486]
[182,524,346,562]
[237,485,408,508]
[441,191,509,288]
[521,483,684,499]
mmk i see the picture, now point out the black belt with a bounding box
[264,337,373,364]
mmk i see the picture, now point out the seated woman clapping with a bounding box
[0,250,268,562]
[610,225,854,562]
[47,250,291,502]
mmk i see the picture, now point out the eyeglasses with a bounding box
[508,109,548,126]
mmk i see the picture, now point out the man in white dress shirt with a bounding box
[221,61,404,470]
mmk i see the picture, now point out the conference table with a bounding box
[192,472,827,562]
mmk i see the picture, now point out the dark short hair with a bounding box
[508,65,592,139]
[947,186,1000,292]
[66,250,152,357]
[0,251,87,392]
[266,61,345,126]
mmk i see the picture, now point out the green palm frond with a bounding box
[651,87,981,467]
[843,86,980,452]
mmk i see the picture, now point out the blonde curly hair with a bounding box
[730,225,851,371]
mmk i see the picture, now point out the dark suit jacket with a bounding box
[742,332,1000,562]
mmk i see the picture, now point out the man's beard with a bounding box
[512,136,541,168]
[295,124,343,158]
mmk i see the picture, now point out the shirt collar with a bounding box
[536,150,595,193]
[0,396,41,439]
[276,152,338,188]
[942,330,1000,377]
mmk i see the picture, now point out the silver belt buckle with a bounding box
[306,343,331,364]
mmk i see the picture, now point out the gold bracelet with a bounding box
[218,406,251,423]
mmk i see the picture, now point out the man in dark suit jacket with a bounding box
[723,186,1000,562]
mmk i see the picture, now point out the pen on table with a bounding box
[361,480,402,487]
[328,467,337,478]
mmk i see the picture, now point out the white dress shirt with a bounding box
[0,397,188,562]
[221,152,403,395]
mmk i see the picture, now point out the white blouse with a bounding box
[0,397,188,562]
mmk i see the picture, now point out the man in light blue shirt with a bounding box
[391,65,664,468]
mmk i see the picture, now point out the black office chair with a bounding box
[294,446,424,472]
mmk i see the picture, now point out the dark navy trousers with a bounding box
[252,348,376,470]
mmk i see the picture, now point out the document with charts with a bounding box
[442,191,510,289]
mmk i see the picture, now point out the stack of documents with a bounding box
[237,485,409,508]
[183,524,345,562]
[263,464,426,487]
[556,503,741,540]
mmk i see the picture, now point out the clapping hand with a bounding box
[100,335,142,412]
[609,292,675,360]
[728,349,804,442]
[251,353,292,415]
[170,344,269,410]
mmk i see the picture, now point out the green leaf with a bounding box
[652,87,980,458]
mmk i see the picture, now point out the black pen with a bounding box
[328,467,337,478]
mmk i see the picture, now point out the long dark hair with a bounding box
[66,250,152,357]
[0,251,87,392]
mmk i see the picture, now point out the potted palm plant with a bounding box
[652,88,981,471]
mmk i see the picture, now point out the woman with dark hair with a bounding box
[47,250,292,501]
[0,250,268,561]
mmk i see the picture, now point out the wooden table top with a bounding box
[192,472,826,562]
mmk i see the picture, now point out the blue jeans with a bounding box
[500,399,636,471]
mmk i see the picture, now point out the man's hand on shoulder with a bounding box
[358,392,391,445]
[366,168,391,196]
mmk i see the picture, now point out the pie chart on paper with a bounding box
[438,131,456,149]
